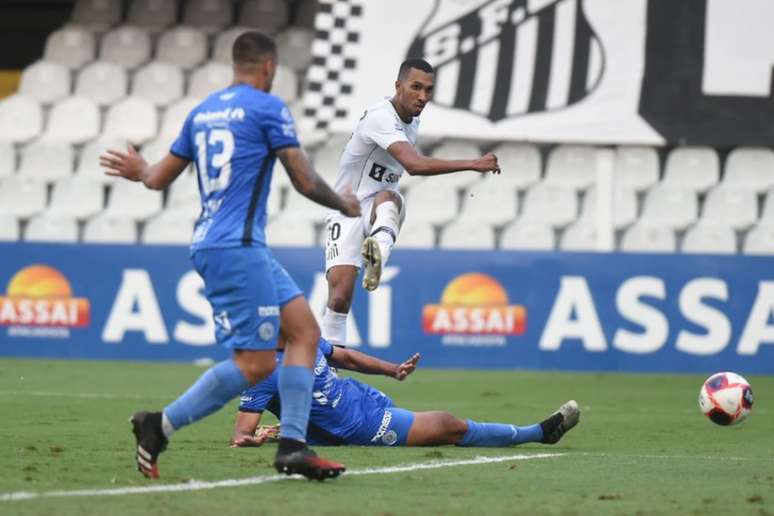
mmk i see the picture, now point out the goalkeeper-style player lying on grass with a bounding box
[231,338,579,448]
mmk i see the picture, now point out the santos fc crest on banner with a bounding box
[407,0,604,122]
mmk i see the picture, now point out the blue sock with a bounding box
[458,420,544,447]
[277,365,314,442]
[163,359,250,433]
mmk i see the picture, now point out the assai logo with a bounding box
[0,265,90,338]
[407,0,604,121]
[422,272,525,347]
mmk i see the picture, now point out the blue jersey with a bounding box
[170,84,299,251]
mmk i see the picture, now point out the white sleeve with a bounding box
[361,109,409,150]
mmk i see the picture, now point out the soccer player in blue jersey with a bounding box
[230,338,580,449]
[100,31,360,480]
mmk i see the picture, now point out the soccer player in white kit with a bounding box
[321,59,501,346]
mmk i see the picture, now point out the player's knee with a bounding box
[441,412,468,442]
[327,293,352,313]
[375,190,402,210]
[233,351,276,384]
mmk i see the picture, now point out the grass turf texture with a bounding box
[0,358,772,515]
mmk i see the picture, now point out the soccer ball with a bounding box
[698,372,753,426]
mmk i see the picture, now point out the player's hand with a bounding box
[339,188,362,217]
[472,152,501,174]
[230,425,279,447]
[394,353,420,381]
[100,144,148,182]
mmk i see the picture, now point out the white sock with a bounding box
[371,202,400,265]
[161,411,177,438]
[322,308,348,345]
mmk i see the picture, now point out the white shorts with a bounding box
[324,193,406,273]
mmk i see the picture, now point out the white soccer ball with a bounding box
[698,372,753,426]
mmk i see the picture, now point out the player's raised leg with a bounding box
[362,191,404,291]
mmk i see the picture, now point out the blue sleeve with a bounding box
[238,375,277,413]
[170,112,194,161]
[319,338,333,358]
[261,98,300,152]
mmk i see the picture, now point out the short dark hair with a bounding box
[232,31,277,65]
[397,58,434,80]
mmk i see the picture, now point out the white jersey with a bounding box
[333,98,419,202]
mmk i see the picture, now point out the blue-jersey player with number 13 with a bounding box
[100,31,360,481]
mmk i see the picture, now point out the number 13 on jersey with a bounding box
[195,129,235,197]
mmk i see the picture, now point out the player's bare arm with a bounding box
[277,146,361,217]
[230,411,266,447]
[100,144,189,190]
[388,142,500,176]
[329,347,420,380]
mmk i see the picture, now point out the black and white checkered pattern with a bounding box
[301,0,364,131]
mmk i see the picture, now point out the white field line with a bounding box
[0,453,562,502]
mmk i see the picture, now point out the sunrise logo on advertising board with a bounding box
[422,273,525,347]
[0,265,90,338]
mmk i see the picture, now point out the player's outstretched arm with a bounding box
[277,147,361,217]
[329,347,420,381]
[388,142,500,177]
[230,411,274,447]
[100,144,189,190]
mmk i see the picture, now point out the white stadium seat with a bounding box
[127,0,177,34]
[265,216,316,246]
[143,212,195,244]
[614,146,660,192]
[0,177,47,218]
[76,138,126,184]
[0,141,15,177]
[157,27,208,71]
[760,191,774,224]
[132,61,184,107]
[102,96,158,144]
[743,224,774,255]
[639,184,698,230]
[311,135,348,183]
[75,61,128,106]
[42,97,101,144]
[18,141,74,181]
[620,223,676,253]
[579,186,638,229]
[270,159,292,192]
[43,27,95,69]
[183,0,233,34]
[403,182,459,224]
[105,180,163,220]
[47,177,104,220]
[458,181,518,225]
[160,97,200,142]
[83,214,137,243]
[397,220,435,249]
[722,147,774,193]
[139,138,173,164]
[521,182,578,227]
[430,141,485,189]
[0,95,43,143]
[545,145,597,190]
[239,0,289,34]
[682,224,736,255]
[663,146,719,193]
[165,169,200,219]
[439,219,495,250]
[0,213,20,241]
[19,61,70,105]
[25,214,78,243]
[275,28,315,71]
[273,64,299,104]
[500,220,555,251]
[212,27,252,64]
[70,0,122,32]
[280,189,330,222]
[560,221,597,252]
[188,61,232,99]
[487,142,541,190]
[100,26,152,70]
[700,187,757,229]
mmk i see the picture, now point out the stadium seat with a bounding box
[579,186,638,229]
[458,180,518,225]
[239,0,289,34]
[311,135,349,183]
[105,180,163,220]
[75,61,127,106]
[100,26,152,70]
[270,158,292,191]
[722,147,774,193]
[265,216,316,246]
[212,27,251,64]
[500,220,555,250]
[139,138,173,164]
[545,145,597,190]
[743,223,774,255]
[157,27,208,71]
[47,177,104,219]
[42,97,100,144]
[18,61,70,105]
[760,190,774,224]
[275,28,315,71]
[183,0,233,34]
[639,184,698,230]
[0,95,43,143]
[25,214,78,243]
[281,188,331,222]
[700,187,757,229]
[132,61,185,107]
[486,142,541,190]
[127,0,177,34]
[559,221,597,252]
[521,182,578,227]
[160,97,200,142]
[17,141,74,181]
[294,0,319,28]
[102,96,158,144]
[0,141,15,177]
[620,223,676,253]
[165,169,200,219]
[613,146,660,192]
[0,177,47,218]
[397,220,435,249]
[0,213,20,241]
[143,212,195,244]
[663,146,719,193]
[83,214,138,243]
[403,181,459,224]
[188,61,232,99]
[682,223,736,255]
[273,64,299,104]
[430,141,486,189]
[76,138,126,184]
[43,27,95,69]
[70,0,122,32]
[439,219,496,249]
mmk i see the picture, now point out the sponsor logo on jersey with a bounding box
[193,107,246,124]
[258,305,280,317]
[371,409,393,443]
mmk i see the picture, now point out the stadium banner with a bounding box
[1,242,773,374]
[301,0,774,146]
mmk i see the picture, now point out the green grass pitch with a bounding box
[0,358,772,515]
